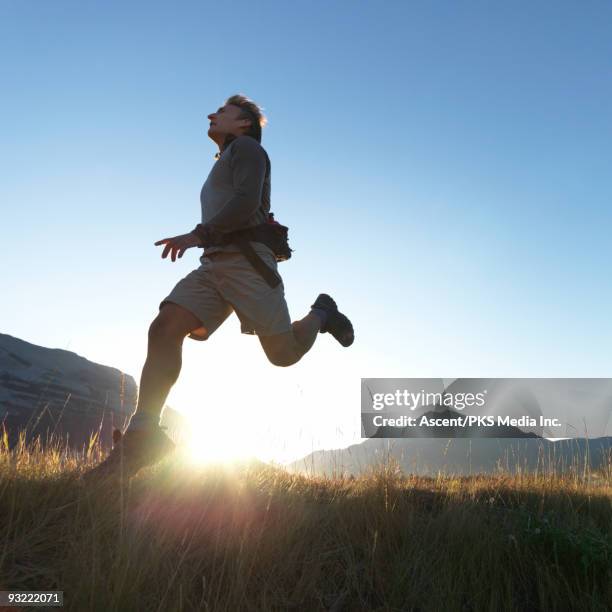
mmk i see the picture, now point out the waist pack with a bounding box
[193,213,293,288]
[233,213,293,262]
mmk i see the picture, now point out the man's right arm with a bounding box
[155,231,203,261]
[190,223,222,247]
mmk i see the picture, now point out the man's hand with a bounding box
[154,232,202,262]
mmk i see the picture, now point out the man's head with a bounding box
[207,94,267,151]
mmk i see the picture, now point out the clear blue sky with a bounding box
[2,1,611,460]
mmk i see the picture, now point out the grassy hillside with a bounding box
[1,432,611,611]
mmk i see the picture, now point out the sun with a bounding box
[181,412,261,465]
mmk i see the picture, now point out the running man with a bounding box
[83,94,354,482]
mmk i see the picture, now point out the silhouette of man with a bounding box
[83,94,354,482]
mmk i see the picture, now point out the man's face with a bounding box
[207,104,251,141]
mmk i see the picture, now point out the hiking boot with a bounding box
[81,425,176,484]
[311,293,354,347]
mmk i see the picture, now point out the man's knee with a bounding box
[270,349,302,367]
[148,316,180,344]
[267,349,301,367]
[260,332,304,367]
[149,303,206,343]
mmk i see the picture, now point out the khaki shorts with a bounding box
[159,249,292,341]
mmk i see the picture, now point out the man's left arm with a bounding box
[202,137,267,232]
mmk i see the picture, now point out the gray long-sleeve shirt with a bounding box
[200,135,273,257]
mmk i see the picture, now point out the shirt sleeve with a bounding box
[205,136,267,232]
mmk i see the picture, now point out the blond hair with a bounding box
[225,93,267,143]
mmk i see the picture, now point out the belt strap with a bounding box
[231,234,281,288]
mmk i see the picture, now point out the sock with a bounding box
[126,411,160,432]
[311,307,328,329]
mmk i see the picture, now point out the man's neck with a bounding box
[217,132,242,155]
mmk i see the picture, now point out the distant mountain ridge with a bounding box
[290,435,612,477]
[0,333,185,450]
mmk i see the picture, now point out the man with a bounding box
[83,94,354,482]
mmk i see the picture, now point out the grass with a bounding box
[0,430,611,611]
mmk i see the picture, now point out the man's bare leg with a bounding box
[259,294,354,367]
[258,311,321,368]
[130,303,207,426]
[81,303,206,481]
[292,311,322,353]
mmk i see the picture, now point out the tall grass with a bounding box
[1,430,610,611]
